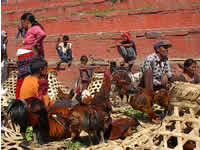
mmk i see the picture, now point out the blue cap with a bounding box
[154,41,172,50]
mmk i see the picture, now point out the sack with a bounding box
[118,46,136,60]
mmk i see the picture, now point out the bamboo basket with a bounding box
[87,72,104,97]
[170,81,200,104]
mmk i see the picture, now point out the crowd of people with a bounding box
[1,12,199,100]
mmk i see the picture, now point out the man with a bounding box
[116,32,137,72]
[56,35,73,70]
[140,41,173,91]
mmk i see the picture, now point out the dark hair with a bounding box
[184,58,196,72]
[63,35,69,41]
[30,57,48,74]
[80,55,88,62]
[21,12,44,30]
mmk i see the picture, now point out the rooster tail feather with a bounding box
[7,99,29,132]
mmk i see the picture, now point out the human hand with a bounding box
[57,34,63,42]
[161,74,168,87]
[116,43,122,47]
[57,37,62,43]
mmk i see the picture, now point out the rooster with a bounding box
[8,97,49,144]
[57,87,75,100]
[68,104,112,145]
[8,95,74,144]
[47,101,71,141]
[129,89,170,123]
[106,118,139,140]
[68,70,112,145]
[111,70,135,104]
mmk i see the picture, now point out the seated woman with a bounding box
[179,58,200,84]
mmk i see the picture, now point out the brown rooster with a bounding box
[57,87,75,100]
[68,70,112,145]
[47,101,71,140]
[8,97,49,144]
[129,89,170,123]
[107,118,139,140]
[68,104,112,145]
[8,96,74,144]
[111,70,133,104]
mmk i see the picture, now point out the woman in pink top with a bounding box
[16,12,46,99]
[19,12,46,57]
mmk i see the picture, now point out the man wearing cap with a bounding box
[139,41,173,91]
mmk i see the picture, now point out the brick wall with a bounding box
[2,0,200,87]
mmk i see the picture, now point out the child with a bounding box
[76,56,99,101]
[56,35,72,70]
[79,55,96,91]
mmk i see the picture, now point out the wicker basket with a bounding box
[170,81,200,104]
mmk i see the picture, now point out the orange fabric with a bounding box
[19,75,55,110]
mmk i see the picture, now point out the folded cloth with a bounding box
[16,49,32,57]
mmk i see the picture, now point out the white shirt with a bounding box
[58,42,72,53]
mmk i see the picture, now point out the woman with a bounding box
[179,58,200,84]
[18,12,46,57]
[16,12,46,99]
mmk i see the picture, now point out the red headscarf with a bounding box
[121,32,131,41]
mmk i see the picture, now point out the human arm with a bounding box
[144,70,153,90]
[23,26,46,46]
[194,73,200,84]
[121,42,134,48]
[162,62,174,86]
[16,25,24,39]
[142,58,154,90]
[56,35,62,48]
[34,26,46,45]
